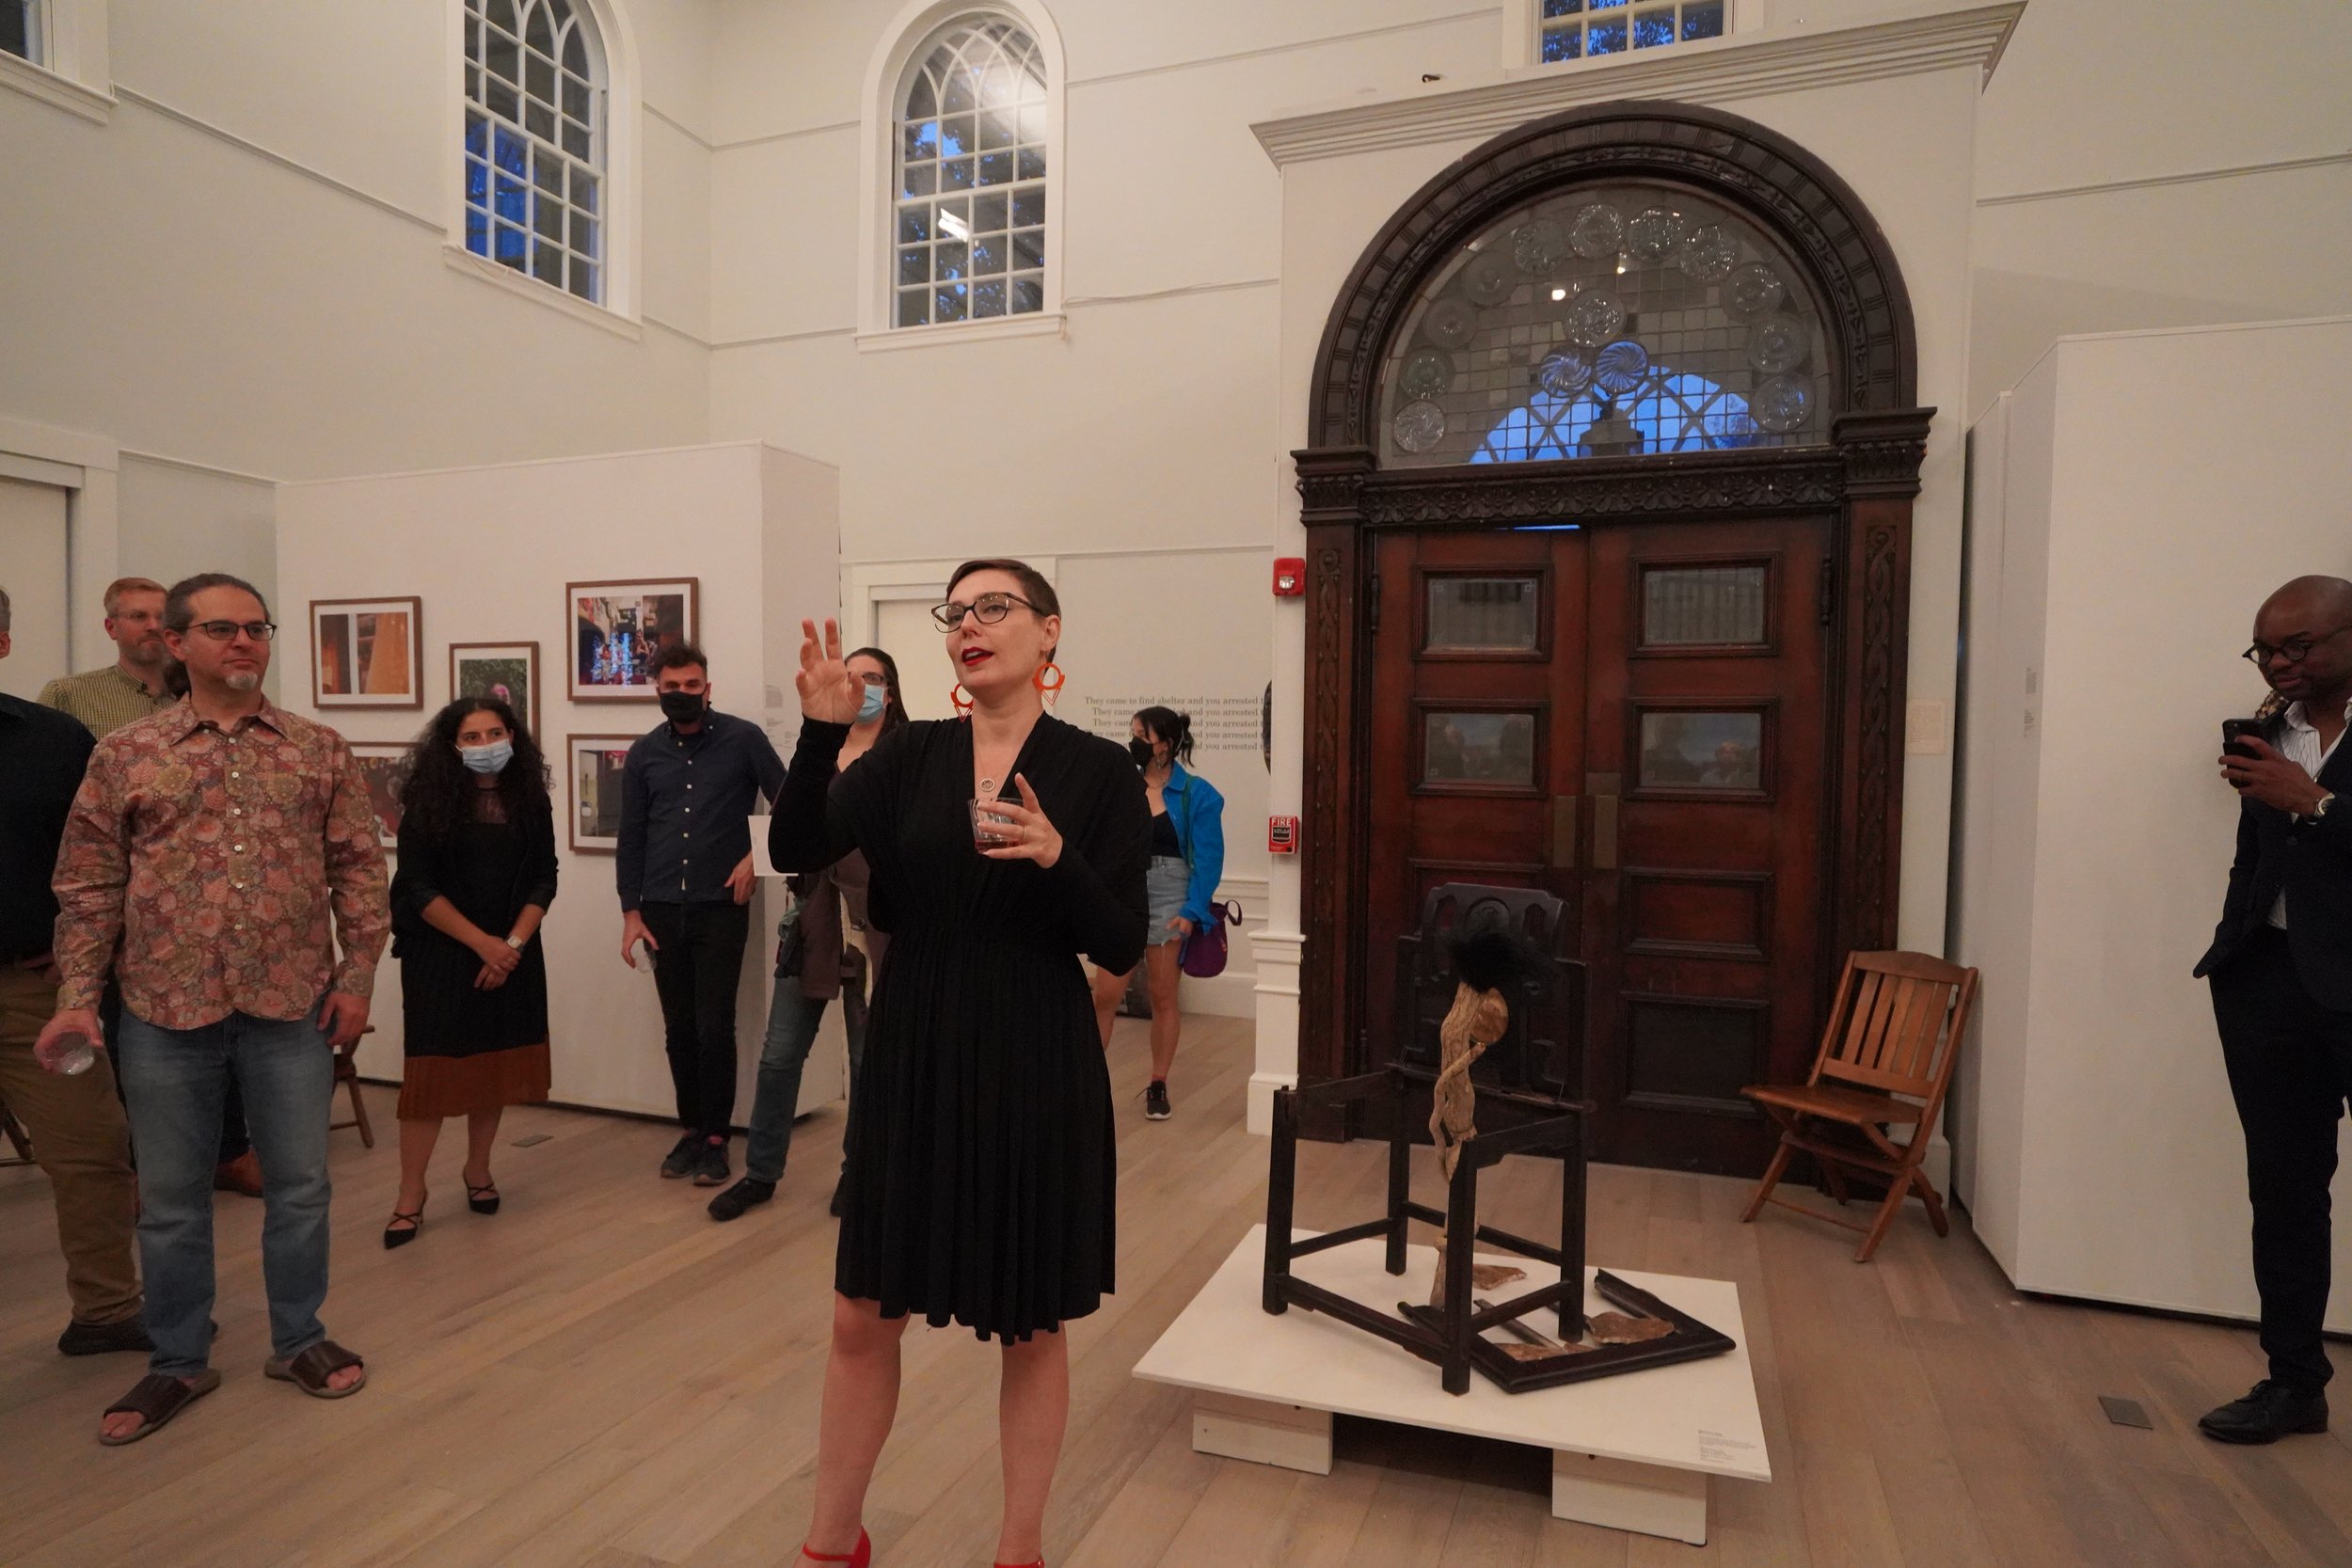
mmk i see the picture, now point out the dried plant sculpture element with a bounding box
[1427,927,1541,1309]
[1471,1262,1527,1291]
[1587,1311,1675,1345]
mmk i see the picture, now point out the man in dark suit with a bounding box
[2195,574,2352,1443]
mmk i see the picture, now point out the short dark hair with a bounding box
[649,642,709,679]
[164,572,271,630]
[946,558,1059,620]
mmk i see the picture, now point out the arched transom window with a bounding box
[892,16,1049,329]
[1376,182,1833,467]
[462,0,607,303]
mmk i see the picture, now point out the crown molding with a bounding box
[1251,1,2022,167]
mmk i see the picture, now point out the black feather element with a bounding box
[1445,927,1539,993]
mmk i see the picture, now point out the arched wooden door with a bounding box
[1294,103,1931,1176]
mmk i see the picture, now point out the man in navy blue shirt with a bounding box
[617,643,785,1187]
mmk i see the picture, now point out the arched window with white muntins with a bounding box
[891,15,1050,329]
[462,0,606,303]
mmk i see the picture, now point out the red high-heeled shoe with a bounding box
[800,1528,870,1567]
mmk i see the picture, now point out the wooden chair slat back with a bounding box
[1815,951,1978,1101]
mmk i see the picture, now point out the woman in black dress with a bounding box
[383,698,558,1248]
[771,560,1148,1568]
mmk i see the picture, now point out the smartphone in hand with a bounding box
[2221,718,2263,786]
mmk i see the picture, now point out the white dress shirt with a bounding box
[2267,697,2350,929]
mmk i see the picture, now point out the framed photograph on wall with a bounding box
[310,596,424,709]
[568,578,698,700]
[347,742,412,849]
[567,733,638,853]
[450,641,542,739]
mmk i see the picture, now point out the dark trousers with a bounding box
[105,980,249,1164]
[2211,927,2352,1391]
[642,900,752,1138]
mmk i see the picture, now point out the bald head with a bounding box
[2251,575,2352,705]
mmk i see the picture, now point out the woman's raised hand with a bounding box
[796,618,861,724]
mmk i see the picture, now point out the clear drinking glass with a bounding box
[969,797,1014,847]
[40,1030,98,1076]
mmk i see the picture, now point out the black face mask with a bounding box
[660,689,707,725]
[1128,738,1155,768]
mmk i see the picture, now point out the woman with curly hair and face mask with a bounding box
[381,697,558,1249]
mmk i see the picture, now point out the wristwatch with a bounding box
[2307,792,2337,823]
[505,934,526,950]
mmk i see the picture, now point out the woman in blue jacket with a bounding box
[1089,705,1224,1120]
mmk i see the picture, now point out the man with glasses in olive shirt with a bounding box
[0,585,149,1360]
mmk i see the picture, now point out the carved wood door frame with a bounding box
[1293,101,1932,1096]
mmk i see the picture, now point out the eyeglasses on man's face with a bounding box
[2243,621,2352,669]
[930,592,1040,631]
[176,620,279,643]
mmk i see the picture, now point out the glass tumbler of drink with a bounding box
[969,798,1015,848]
[40,1029,98,1076]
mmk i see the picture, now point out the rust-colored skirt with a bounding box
[396,1041,551,1120]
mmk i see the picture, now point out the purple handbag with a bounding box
[1179,898,1244,979]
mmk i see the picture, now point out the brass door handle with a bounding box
[1587,772,1621,872]
[1550,796,1579,870]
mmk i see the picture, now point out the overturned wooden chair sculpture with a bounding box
[1263,883,1734,1396]
[1739,949,1979,1262]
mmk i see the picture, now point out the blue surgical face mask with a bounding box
[461,738,514,775]
[857,682,888,723]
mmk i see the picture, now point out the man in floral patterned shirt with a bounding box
[40,573,390,1444]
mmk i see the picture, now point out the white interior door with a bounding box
[876,596,957,720]
[0,476,72,700]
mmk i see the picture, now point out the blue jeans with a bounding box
[742,972,867,1186]
[116,1007,335,1376]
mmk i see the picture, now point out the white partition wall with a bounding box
[1952,316,2352,1323]
[277,441,842,1125]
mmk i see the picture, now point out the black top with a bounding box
[1150,808,1181,858]
[391,801,559,1056]
[769,714,1150,1340]
[0,693,94,963]
[616,709,785,911]
[2196,718,2352,1010]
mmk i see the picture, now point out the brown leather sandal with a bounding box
[263,1339,367,1399]
[99,1369,221,1446]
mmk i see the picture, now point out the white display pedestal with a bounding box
[1134,1227,1770,1545]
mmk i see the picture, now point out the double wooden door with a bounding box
[1364,516,1834,1174]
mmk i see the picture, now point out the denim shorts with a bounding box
[1146,855,1188,945]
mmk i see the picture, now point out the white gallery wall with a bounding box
[1951,317,2352,1322]
[275,442,844,1124]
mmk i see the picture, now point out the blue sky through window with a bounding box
[1472,371,1757,463]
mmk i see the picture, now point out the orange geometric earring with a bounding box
[950,684,975,715]
[1033,661,1065,707]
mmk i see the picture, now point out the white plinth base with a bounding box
[1554,1451,1710,1545]
[1135,1226,1769,1544]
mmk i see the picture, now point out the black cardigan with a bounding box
[389,800,560,957]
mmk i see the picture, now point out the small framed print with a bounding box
[567,734,638,853]
[568,578,698,700]
[450,641,542,739]
[310,597,424,709]
[348,743,411,849]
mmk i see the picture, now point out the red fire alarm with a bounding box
[1268,816,1299,854]
[1273,558,1307,597]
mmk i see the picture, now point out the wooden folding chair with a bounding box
[327,1026,375,1148]
[1738,950,1979,1262]
[0,1098,33,1167]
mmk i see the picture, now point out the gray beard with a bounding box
[224,672,262,692]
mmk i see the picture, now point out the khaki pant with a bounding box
[0,964,141,1324]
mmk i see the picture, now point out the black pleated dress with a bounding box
[769,714,1150,1341]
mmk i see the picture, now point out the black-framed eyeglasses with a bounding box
[930,592,1040,631]
[176,620,279,643]
[2243,622,2352,668]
